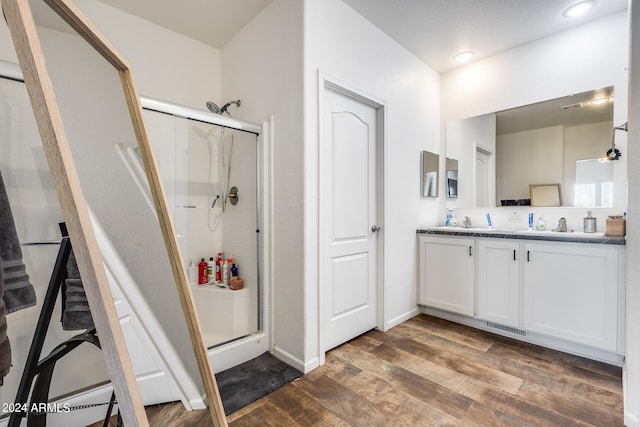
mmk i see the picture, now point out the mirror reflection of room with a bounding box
[447,87,616,208]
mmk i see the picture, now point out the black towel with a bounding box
[62,250,94,331]
[0,266,11,385]
[0,170,36,313]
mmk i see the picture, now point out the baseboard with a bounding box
[272,345,314,373]
[625,412,640,427]
[385,307,420,331]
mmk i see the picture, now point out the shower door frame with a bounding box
[140,96,269,365]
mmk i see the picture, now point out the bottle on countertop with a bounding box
[528,212,534,230]
[445,209,457,227]
[535,214,545,231]
[584,211,597,233]
[198,258,208,285]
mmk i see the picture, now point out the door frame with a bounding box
[318,73,386,364]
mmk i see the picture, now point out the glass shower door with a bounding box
[143,108,261,349]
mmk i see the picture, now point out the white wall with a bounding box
[221,0,305,368]
[303,0,440,368]
[446,113,496,208]
[222,0,441,371]
[496,126,564,202]
[51,0,221,111]
[625,1,640,424]
[441,11,629,231]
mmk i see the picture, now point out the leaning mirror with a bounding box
[421,150,439,197]
[3,0,226,425]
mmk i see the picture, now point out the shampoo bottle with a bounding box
[215,253,223,282]
[198,258,208,285]
[207,257,215,283]
[222,259,230,286]
[231,262,238,279]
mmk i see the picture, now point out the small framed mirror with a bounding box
[421,150,439,197]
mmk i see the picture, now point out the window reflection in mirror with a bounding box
[575,159,613,206]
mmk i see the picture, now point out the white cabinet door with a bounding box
[478,240,520,327]
[419,235,475,316]
[523,242,619,351]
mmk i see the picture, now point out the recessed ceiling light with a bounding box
[562,0,597,18]
[454,51,475,64]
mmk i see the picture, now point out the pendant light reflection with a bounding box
[602,122,627,161]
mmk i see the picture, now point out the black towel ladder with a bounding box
[8,223,121,427]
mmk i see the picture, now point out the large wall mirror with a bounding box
[446,87,616,208]
[4,0,226,424]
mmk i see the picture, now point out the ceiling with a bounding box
[496,87,614,135]
[87,0,627,73]
[342,0,628,72]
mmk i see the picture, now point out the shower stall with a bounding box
[138,97,266,356]
[1,58,269,421]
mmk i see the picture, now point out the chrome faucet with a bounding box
[462,216,472,229]
[557,217,568,232]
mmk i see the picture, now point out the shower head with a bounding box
[206,99,241,116]
[206,101,223,114]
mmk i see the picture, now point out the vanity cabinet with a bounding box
[418,230,625,362]
[477,240,520,327]
[418,235,474,316]
[523,242,620,352]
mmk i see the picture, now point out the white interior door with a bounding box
[322,87,379,352]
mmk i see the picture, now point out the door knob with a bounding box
[371,225,381,232]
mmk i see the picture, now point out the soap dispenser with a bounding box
[535,214,545,231]
[449,209,457,227]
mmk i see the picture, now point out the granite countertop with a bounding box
[417,227,626,245]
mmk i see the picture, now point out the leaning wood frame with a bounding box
[1,0,227,425]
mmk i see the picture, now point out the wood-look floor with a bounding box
[96,314,624,426]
